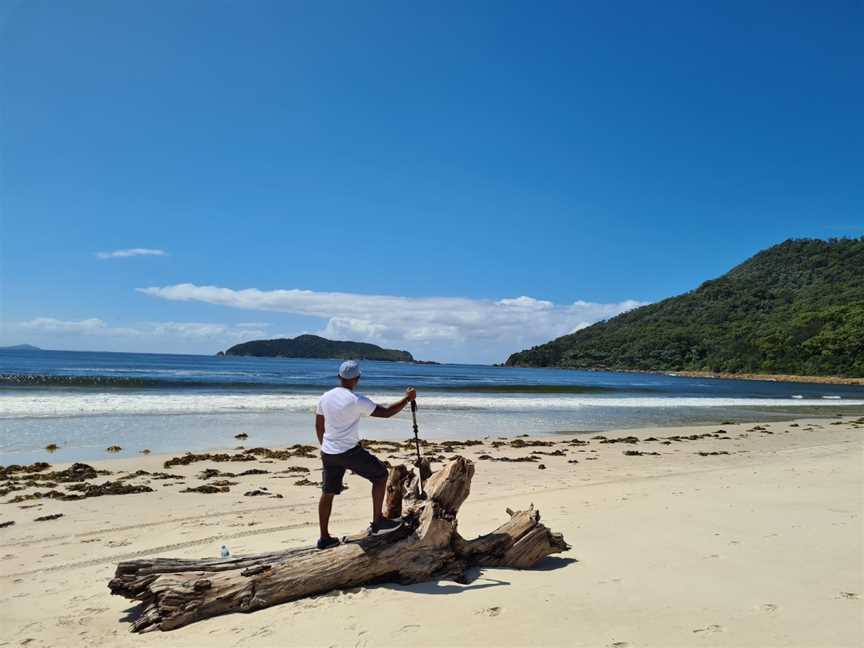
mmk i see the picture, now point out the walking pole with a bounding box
[410,398,425,498]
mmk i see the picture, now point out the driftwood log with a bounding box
[109,457,570,632]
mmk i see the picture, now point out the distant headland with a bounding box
[219,335,418,362]
[506,238,864,379]
[0,344,42,351]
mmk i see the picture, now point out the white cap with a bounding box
[338,360,361,379]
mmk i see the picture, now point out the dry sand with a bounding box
[1,416,862,647]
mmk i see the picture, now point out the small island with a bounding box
[220,335,414,362]
[0,344,42,351]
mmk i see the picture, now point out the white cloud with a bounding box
[19,317,142,337]
[96,248,167,259]
[137,283,646,361]
[12,318,267,343]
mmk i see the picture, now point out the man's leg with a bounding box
[371,477,386,523]
[319,492,334,539]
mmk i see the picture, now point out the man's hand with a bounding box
[371,388,417,418]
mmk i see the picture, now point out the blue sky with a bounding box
[1,1,861,363]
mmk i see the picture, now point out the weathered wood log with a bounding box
[382,463,412,518]
[109,457,570,632]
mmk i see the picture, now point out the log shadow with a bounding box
[119,602,147,624]
[525,556,579,571]
[381,576,511,596]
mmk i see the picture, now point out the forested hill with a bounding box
[506,238,864,377]
[222,335,414,362]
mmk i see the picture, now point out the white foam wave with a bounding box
[1,393,862,419]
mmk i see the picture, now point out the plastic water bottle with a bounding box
[220,545,230,558]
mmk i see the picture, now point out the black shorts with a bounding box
[321,444,388,495]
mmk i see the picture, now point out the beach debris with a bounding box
[537,464,547,470]
[239,468,269,476]
[599,436,640,444]
[665,432,727,442]
[106,446,122,453]
[140,449,151,454]
[567,459,579,464]
[245,445,318,460]
[44,444,60,453]
[198,468,236,480]
[243,488,282,498]
[696,451,730,456]
[476,606,502,617]
[566,438,590,446]
[32,463,110,483]
[0,462,51,479]
[34,513,63,522]
[64,481,154,498]
[0,464,110,498]
[118,470,184,481]
[0,520,14,528]
[4,479,151,503]
[6,490,66,504]
[165,452,256,468]
[478,455,540,463]
[692,624,724,634]
[293,478,321,487]
[180,480,237,494]
[164,445,317,469]
[275,466,310,474]
[508,438,555,448]
[530,449,567,456]
[234,433,249,439]
[109,458,569,633]
[623,450,661,456]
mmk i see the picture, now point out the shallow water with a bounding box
[2,349,863,463]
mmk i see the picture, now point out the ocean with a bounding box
[2,349,864,464]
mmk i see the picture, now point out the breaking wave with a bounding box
[1,392,862,419]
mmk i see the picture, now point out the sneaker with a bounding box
[368,517,403,536]
[316,536,340,550]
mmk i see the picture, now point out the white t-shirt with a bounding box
[316,387,378,454]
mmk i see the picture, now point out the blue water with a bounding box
[2,349,863,464]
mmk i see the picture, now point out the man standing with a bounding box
[315,360,416,550]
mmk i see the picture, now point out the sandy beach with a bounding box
[1,416,862,648]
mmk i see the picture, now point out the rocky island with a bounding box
[220,334,414,362]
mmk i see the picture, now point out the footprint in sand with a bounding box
[693,624,724,633]
[608,642,630,648]
[838,592,859,600]
[760,603,778,613]
[475,606,501,617]
[106,539,131,548]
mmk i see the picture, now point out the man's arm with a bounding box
[370,387,416,419]
[315,414,326,445]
